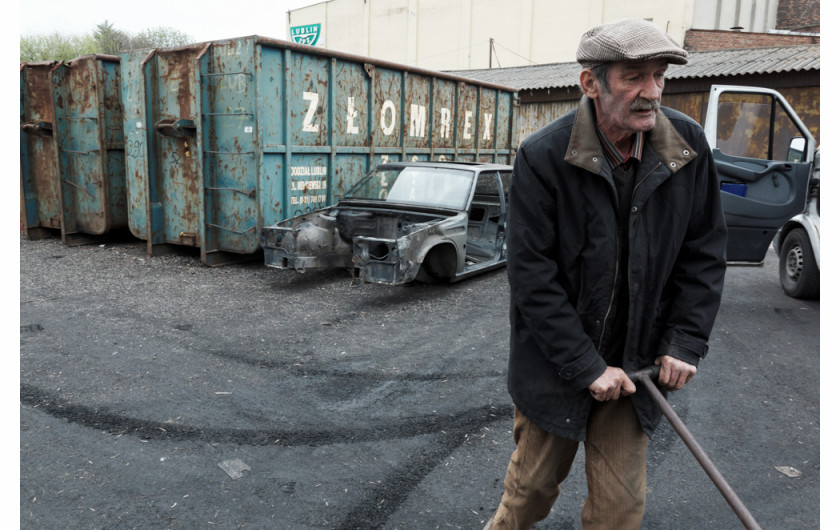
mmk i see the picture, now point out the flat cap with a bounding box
[577,18,687,69]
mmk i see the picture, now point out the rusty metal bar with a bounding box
[205,186,256,198]
[66,54,120,66]
[20,121,53,136]
[629,368,762,530]
[202,71,252,77]
[206,223,256,234]
[195,41,212,60]
[140,49,156,65]
[62,179,95,200]
[59,149,100,155]
[154,118,197,137]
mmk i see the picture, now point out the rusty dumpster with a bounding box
[20,55,127,244]
[119,35,518,266]
[20,61,61,239]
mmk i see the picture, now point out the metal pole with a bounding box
[489,38,493,69]
[630,368,762,530]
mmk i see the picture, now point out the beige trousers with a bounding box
[489,398,648,530]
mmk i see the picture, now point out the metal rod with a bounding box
[201,71,253,77]
[59,149,99,155]
[489,38,493,69]
[205,186,256,198]
[636,373,762,530]
[62,179,95,200]
[206,223,256,234]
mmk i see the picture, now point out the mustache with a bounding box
[629,98,660,112]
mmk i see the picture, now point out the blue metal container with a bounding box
[120,36,518,265]
[20,55,127,244]
[20,61,61,238]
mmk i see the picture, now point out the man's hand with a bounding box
[587,367,636,401]
[655,355,697,391]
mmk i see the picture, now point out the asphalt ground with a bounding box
[19,233,820,529]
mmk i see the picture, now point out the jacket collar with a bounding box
[565,95,697,176]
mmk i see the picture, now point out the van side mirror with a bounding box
[787,137,805,162]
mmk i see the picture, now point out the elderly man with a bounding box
[485,18,727,530]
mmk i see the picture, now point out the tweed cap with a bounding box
[577,18,687,69]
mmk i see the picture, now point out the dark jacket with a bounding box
[507,96,727,441]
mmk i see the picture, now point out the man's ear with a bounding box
[580,69,599,98]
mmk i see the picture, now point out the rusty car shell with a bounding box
[260,161,512,285]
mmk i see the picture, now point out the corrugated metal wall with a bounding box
[516,100,578,146]
[516,81,819,147]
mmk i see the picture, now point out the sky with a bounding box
[19,0,324,42]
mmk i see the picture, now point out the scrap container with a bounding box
[119,35,518,266]
[20,61,61,239]
[20,55,127,244]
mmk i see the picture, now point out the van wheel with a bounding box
[779,228,819,299]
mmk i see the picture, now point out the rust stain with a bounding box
[21,63,61,230]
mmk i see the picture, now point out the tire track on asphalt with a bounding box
[20,383,511,447]
[336,428,477,529]
[21,244,513,527]
[21,382,512,527]
[203,345,507,381]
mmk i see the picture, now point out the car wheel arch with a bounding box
[416,241,459,282]
[776,215,820,269]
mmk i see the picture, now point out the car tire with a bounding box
[779,227,819,299]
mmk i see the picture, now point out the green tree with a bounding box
[20,21,195,62]
[129,27,193,49]
[93,20,130,55]
[20,32,98,62]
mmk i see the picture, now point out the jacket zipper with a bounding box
[597,235,622,352]
[633,162,662,196]
[595,161,663,353]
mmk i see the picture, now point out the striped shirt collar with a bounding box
[595,128,644,170]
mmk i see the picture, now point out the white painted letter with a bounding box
[440,108,451,139]
[302,91,320,133]
[463,111,473,140]
[380,100,396,136]
[410,104,426,138]
[346,96,359,134]
[483,113,493,140]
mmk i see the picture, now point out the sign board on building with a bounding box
[290,24,321,46]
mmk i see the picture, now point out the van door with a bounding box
[704,85,815,263]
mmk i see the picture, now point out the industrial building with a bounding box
[286,0,819,70]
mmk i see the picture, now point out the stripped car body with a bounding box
[260,161,512,285]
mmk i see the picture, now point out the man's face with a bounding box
[589,59,668,144]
